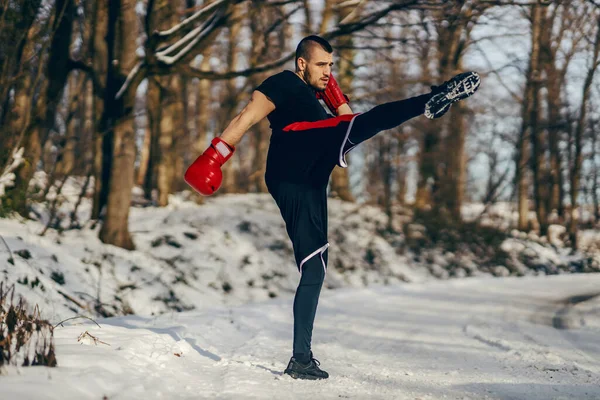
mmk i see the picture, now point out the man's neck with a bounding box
[295,71,307,85]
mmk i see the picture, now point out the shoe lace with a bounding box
[311,357,321,367]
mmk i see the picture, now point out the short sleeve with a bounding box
[255,72,289,109]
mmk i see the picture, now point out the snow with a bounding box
[2,275,600,399]
[1,179,600,398]
[0,147,24,200]
[1,185,432,323]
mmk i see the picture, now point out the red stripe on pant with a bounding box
[283,114,358,132]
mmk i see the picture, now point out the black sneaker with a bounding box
[284,355,329,380]
[424,71,481,119]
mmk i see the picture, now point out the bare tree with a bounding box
[150,0,186,206]
[219,2,245,193]
[98,0,140,249]
[3,0,480,250]
[5,0,75,215]
[591,116,600,223]
[329,0,358,202]
[515,2,543,231]
[0,0,43,165]
[568,9,600,247]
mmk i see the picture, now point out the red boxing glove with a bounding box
[184,137,235,196]
[316,73,349,115]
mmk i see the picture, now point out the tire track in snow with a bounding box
[463,290,600,389]
[549,292,600,330]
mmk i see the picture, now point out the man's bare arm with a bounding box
[220,90,275,147]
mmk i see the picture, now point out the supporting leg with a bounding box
[293,249,327,363]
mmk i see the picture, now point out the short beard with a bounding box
[303,69,324,92]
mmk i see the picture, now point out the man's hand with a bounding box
[184,137,235,196]
[316,73,349,115]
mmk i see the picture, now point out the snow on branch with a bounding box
[0,147,25,201]
[156,18,212,59]
[155,9,224,66]
[116,61,144,100]
[155,0,228,38]
[116,2,229,99]
[182,0,423,80]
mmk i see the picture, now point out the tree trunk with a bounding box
[568,13,600,248]
[219,3,244,193]
[83,78,95,173]
[57,72,86,177]
[329,2,356,202]
[318,0,334,34]
[195,57,211,156]
[414,13,437,210]
[98,0,139,250]
[245,2,271,194]
[529,4,548,235]
[540,6,564,220]
[180,75,195,189]
[435,9,465,220]
[444,101,467,220]
[592,119,599,223]
[152,0,185,205]
[157,75,181,206]
[545,64,564,219]
[137,125,151,187]
[381,136,394,231]
[395,139,408,206]
[302,0,312,35]
[7,0,74,216]
[516,4,543,231]
[144,78,161,200]
[415,128,438,210]
[0,0,42,162]
[92,0,110,219]
[6,72,33,167]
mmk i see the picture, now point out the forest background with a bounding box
[1,0,600,252]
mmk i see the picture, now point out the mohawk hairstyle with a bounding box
[295,35,333,71]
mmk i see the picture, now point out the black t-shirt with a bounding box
[255,70,329,132]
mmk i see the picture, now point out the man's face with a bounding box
[298,46,333,91]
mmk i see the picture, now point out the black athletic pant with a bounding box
[265,93,430,364]
[349,93,431,144]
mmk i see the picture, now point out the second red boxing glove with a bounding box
[184,137,235,196]
[316,73,349,115]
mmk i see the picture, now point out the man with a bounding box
[184,35,480,380]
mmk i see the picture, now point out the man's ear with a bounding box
[297,57,306,72]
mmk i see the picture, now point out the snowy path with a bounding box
[3,274,600,400]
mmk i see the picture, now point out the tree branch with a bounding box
[181,0,428,80]
[154,0,229,39]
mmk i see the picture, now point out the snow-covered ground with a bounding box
[0,191,433,323]
[2,274,600,399]
[1,177,600,398]
[2,178,598,323]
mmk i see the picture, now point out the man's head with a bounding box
[295,35,333,91]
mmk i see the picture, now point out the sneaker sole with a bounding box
[284,369,328,380]
[444,71,481,101]
[425,72,481,119]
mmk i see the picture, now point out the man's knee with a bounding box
[299,254,326,286]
